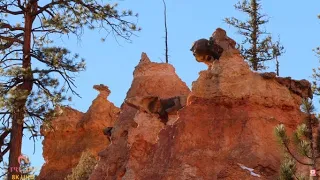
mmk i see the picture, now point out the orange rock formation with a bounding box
[89,29,307,180]
[39,28,311,180]
[38,85,119,180]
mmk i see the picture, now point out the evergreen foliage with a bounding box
[279,154,297,180]
[275,99,319,179]
[225,0,284,72]
[65,151,97,180]
[0,0,140,178]
[312,47,320,96]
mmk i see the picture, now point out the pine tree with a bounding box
[312,47,320,95]
[65,151,97,180]
[225,0,284,71]
[271,37,285,76]
[275,98,319,179]
[312,14,320,95]
[0,0,140,178]
[279,154,297,180]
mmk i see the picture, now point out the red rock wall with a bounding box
[39,29,310,180]
[89,30,307,180]
[38,86,119,180]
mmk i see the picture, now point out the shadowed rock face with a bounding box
[276,77,312,99]
[125,95,188,124]
[190,28,239,68]
[212,28,237,51]
[38,85,119,180]
[190,38,223,63]
[260,72,313,99]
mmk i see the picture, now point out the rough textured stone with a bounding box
[212,27,237,52]
[190,28,240,69]
[260,72,312,99]
[126,53,190,98]
[38,85,119,180]
[276,77,313,99]
[89,41,307,179]
[125,95,188,124]
[39,29,312,180]
[260,72,277,79]
[89,53,190,180]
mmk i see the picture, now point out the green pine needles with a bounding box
[225,0,284,73]
[0,0,140,178]
[65,151,97,180]
[275,99,319,179]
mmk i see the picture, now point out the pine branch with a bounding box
[275,124,312,166]
[0,1,140,177]
[0,5,23,15]
[0,129,10,144]
[0,129,10,162]
[0,23,24,31]
[225,0,284,71]
[0,35,23,44]
[0,49,23,62]
[282,142,312,166]
[35,0,65,16]
[0,33,24,50]
[32,69,80,97]
[0,145,10,162]
[17,0,24,10]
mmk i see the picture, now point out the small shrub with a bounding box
[65,151,98,180]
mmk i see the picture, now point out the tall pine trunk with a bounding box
[7,2,34,178]
[276,56,279,76]
[308,113,318,180]
[8,104,25,178]
[251,0,258,71]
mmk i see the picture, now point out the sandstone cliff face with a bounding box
[89,53,191,179]
[89,29,308,180]
[39,28,311,180]
[38,85,119,180]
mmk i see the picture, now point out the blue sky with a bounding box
[7,0,320,174]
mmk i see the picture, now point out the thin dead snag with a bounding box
[162,0,169,63]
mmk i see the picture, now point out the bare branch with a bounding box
[0,5,23,15]
[35,0,65,16]
[162,0,168,63]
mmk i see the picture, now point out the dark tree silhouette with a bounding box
[162,0,169,63]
